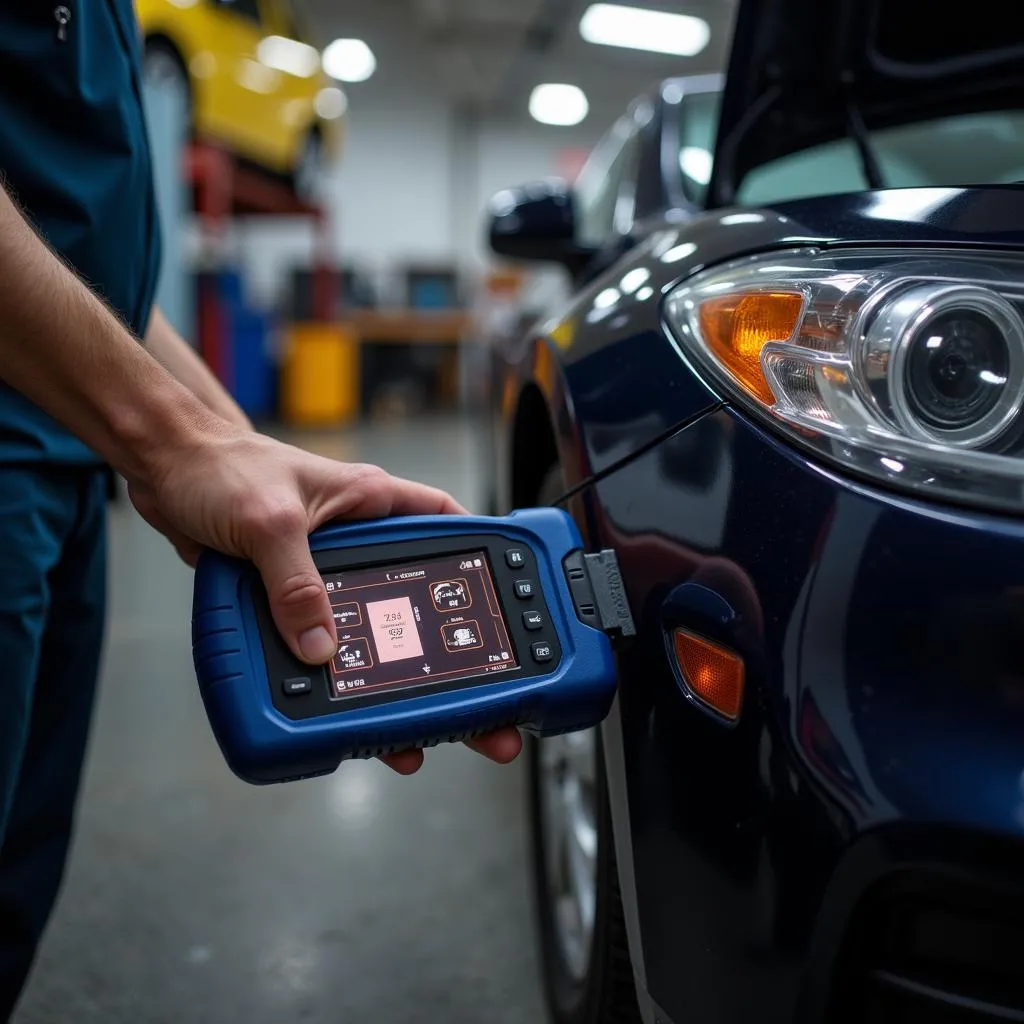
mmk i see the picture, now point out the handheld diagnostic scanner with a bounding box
[192,508,634,785]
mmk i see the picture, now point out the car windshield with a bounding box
[677,93,1024,206]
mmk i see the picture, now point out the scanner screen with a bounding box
[321,551,518,700]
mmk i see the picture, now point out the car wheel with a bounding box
[529,466,642,1024]
[292,132,322,202]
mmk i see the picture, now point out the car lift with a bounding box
[185,142,340,386]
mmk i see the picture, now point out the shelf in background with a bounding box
[344,309,472,343]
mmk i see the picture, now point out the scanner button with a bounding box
[283,677,312,697]
[531,642,554,664]
[523,610,544,631]
[514,580,536,600]
[505,548,527,569]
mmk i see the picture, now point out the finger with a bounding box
[250,512,337,665]
[464,727,523,764]
[321,466,468,521]
[385,477,468,517]
[380,749,424,775]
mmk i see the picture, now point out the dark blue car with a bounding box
[483,2,1024,1022]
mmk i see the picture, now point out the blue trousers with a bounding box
[0,465,107,1018]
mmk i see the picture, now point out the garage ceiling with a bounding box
[298,0,736,121]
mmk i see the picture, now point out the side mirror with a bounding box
[487,179,596,273]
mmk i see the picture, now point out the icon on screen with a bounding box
[332,639,373,673]
[431,579,471,611]
[442,620,483,652]
[473,559,483,568]
[332,602,362,628]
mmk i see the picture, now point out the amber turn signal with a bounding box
[698,291,804,404]
[672,629,745,722]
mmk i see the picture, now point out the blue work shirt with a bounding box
[0,1,161,464]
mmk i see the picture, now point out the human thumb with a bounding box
[252,526,337,665]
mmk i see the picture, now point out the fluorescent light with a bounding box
[323,39,377,83]
[580,3,710,57]
[315,86,348,120]
[529,84,589,126]
[680,146,713,185]
[257,35,319,78]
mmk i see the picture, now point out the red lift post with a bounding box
[185,141,339,387]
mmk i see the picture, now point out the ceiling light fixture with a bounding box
[529,83,589,126]
[580,3,711,57]
[257,35,320,78]
[322,39,377,83]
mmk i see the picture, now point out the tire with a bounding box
[528,465,642,1024]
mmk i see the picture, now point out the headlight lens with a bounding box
[863,283,1024,448]
[905,310,1009,431]
[664,249,1024,512]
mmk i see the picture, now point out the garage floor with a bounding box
[14,418,546,1024]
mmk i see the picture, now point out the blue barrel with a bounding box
[231,307,275,422]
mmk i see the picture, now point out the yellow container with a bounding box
[281,322,360,427]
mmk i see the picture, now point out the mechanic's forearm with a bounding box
[145,308,252,430]
[0,188,221,484]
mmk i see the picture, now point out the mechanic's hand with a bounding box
[128,425,522,774]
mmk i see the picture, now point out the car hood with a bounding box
[707,0,1024,207]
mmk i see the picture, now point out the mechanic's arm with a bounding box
[0,187,521,772]
[145,307,252,430]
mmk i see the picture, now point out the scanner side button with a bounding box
[531,642,554,664]
[505,548,527,569]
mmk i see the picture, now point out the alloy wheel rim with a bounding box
[539,728,598,983]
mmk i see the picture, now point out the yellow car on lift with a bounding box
[136,0,344,195]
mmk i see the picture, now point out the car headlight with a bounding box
[664,248,1024,513]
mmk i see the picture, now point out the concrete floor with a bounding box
[14,418,546,1024]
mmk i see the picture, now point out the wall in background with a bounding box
[229,106,597,310]
[218,7,606,313]
[465,116,596,260]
